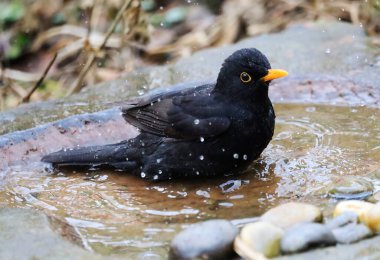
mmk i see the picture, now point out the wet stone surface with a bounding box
[0,208,103,259]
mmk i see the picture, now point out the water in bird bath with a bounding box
[0,103,379,258]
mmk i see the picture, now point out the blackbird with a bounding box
[42,48,288,180]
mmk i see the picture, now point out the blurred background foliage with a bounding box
[0,0,379,110]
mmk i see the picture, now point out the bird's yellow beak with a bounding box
[261,69,288,82]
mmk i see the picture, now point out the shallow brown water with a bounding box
[0,103,379,258]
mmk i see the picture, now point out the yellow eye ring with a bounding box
[240,72,252,83]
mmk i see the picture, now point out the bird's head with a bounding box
[215,48,288,99]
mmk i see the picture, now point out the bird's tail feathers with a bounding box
[41,141,139,169]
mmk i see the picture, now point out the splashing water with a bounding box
[0,103,379,257]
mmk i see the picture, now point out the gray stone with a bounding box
[0,207,104,260]
[325,212,358,229]
[281,223,336,254]
[260,202,322,229]
[275,234,380,260]
[332,223,373,244]
[169,219,238,260]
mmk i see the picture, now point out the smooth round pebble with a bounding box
[260,202,322,229]
[169,219,238,260]
[235,221,283,258]
[364,202,380,233]
[333,200,374,223]
[327,176,373,200]
[332,223,373,244]
[281,223,336,254]
[326,211,359,229]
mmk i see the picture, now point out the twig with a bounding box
[21,53,58,103]
[0,60,4,84]
[66,0,133,96]
[85,6,94,41]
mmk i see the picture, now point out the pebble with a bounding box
[234,221,283,258]
[373,191,380,202]
[328,176,373,200]
[367,191,380,203]
[281,223,336,254]
[332,223,373,244]
[325,211,358,229]
[333,200,374,223]
[169,219,238,260]
[260,202,322,229]
[364,202,380,233]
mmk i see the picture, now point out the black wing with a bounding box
[122,83,231,140]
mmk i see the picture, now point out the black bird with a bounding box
[42,48,288,180]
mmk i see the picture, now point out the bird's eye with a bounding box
[240,72,252,83]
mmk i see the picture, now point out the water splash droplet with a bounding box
[200,137,204,142]
[233,153,239,159]
[141,172,146,178]
[199,155,204,160]
[194,119,200,125]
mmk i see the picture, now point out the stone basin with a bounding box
[0,22,379,259]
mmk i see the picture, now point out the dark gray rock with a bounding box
[281,223,336,254]
[332,223,373,244]
[325,212,359,229]
[275,234,380,260]
[0,207,103,259]
[169,219,238,260]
